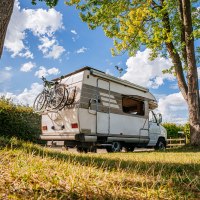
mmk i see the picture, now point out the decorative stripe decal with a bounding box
[100,92,115,99]
[101,97,118,104]
[102,102,120,109]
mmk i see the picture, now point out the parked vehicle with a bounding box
[38,67,167,152]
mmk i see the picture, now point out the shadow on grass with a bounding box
[2,137,199,176]
[1,137,200,199]
[166,144,200,153]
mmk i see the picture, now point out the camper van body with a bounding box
[40,67,167,152]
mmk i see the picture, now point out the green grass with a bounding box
[0,137,200,199]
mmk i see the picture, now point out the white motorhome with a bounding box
[40,67,167,152]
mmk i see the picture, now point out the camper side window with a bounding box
[122,97,144,116]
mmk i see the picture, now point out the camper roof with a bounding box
[54,66,157,108]
[55,66,148,92]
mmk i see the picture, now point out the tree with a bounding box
[0,0,15,58]
[65,0,200,145]
[0,0,58,58]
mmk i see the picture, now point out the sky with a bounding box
[0,0,199,124]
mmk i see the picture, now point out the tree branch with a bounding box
[178,0,188,68]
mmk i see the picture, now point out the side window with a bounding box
[122,97,144,116]
[149,111,157,123]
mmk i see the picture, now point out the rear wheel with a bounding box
[106,142,122,153]
[58,88,69,110]
[155,138,166,150]
[124,146,135,152]
[88,146,97,153]
[50,84,66,110]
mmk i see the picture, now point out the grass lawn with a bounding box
[0,137,200,199]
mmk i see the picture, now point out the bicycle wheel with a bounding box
[58,88,69,110]
[50,84,66,109]
[33,92,46,112]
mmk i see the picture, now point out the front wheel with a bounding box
[124,146,135,152]
[154,138,166,150]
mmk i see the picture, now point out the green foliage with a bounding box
[31,0,59,7]
[162,122,186,138]
[183,122,190,139]
[66,0,200,62]
[0,97,41,142]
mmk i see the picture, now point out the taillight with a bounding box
[42,126,48,131]
[71,123,78,129]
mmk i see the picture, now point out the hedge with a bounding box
[0,97,41,142]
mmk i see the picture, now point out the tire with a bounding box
[50,84,66,109]
[154,138,166,150]
[33,92,46,112]
[89,146,97,153]
[58,88,69,110]
[77,147,88,153]
[106,142,122,153]
[124,146,135,152]
[66,88,76,105]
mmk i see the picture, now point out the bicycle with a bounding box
[33,76,68,112]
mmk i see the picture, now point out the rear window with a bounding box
[122,97,144,116]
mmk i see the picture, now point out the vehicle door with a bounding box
[148,111,161,146]
[96,79,110,135]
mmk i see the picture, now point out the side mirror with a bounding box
[156,113,162,124]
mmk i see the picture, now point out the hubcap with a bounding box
[159,142,165,150]
[112,142,121,152]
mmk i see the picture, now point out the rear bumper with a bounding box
[40,134,76,141]
[40,133,97,142]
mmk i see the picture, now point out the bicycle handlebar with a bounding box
[41,76,64,87]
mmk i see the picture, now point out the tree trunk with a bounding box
[182,0,200,145]
[0,0,15,58]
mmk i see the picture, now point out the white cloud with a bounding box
[198,67,200,79]
[38,36,65,59]
[0,70,12,84]
[76,47,87,54]
[122,49,174,89]
[45,44,65,59]
[18,49,34,59]
[35,66,60,78]
[157,92,188,124]
[20,61,35,72]
[38,37,56,54]
[71,30,79,42]
[71,30,77,35]
[105,69,114,76]
[0,83,43,106]
[5,0,64,59]
[4,67,12,71]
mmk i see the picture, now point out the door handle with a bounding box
[88,98,97,114]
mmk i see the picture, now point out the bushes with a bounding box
[0,97,41,142]
[162,122,190,139]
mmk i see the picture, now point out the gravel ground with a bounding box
[50,147,154,153]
